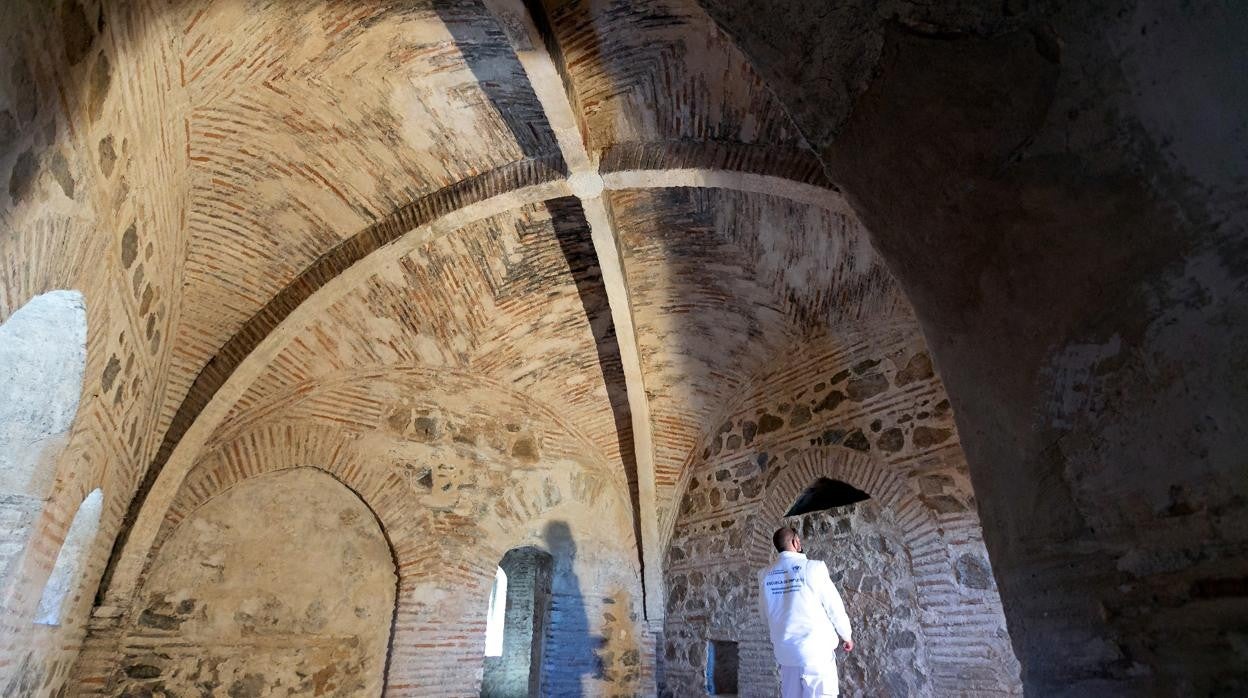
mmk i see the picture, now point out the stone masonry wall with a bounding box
[112,468,396,697]
[784,499,928,697]
[661,323,1021,697]
[76,369,656,697]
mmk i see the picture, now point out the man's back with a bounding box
[758,551,852,668]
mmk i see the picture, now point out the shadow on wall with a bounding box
[436,0,650,630]
[546,195,645,545]
[540,520,605,697]
[692,2,1248,695]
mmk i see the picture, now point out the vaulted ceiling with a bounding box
[1,0,910,620]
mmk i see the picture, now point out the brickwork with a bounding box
[611,186,906,530]
[113,468,396,697]
[483,547,552,697]
[0,8,869,693]
[661,324,1020,697]
[0,0,1235,695]
[1,2,190,692]
[76,366,651,697]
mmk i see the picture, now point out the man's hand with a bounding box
[842,640,854,652]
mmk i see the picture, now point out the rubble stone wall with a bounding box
[661,324,1021,697]
[112,468,397,697]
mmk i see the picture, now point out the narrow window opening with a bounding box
[785,477,870,517]
[484,566,508,657]
[705,639,739,695]
[481,546,553,697]
[35,488,103,625]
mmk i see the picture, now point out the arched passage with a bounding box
[748,450,945,697]
[112,468,397,696]
[665,439,1020,696]
[482,546,554,698]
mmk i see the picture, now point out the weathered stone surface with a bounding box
[0,2,1234,695]
[956,553,994,590]
[895,352,934,387]
[846,373,889,401]
[59,1,94,66]
[97,134,115,177]
[878,427,905,453]
[814,389,845,413]
[8,148,38,202]
[912,426,951,448]
[757,413,784,434]
[48,151,73,199]
[842,429,871,452]
[87,52,110,122]
[119,223,137,268]
[114,469,396,698]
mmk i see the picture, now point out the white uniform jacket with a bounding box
[758,551,853,669]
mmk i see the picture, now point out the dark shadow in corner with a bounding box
[434,0,563,167]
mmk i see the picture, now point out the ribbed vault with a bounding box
[5,0,1235,695]
[89,0,876,625]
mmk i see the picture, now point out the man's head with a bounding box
[772,526,801,553]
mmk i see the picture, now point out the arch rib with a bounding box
[482,0,666,620]
[97,175,571,605]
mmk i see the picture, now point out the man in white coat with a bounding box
[758,526,854,697]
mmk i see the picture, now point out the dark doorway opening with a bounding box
[482,546,554,697]
[705,639,739,695]
[785,478,870,517]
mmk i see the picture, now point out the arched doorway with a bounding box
[780,477,927,696]
[482,546,553,698]
[737,449,1019,697]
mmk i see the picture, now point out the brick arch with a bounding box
[741,446,960,695]
[156,423,406,557]
[102,422,417,695]
[123,420,640,697]
[746,447,935,569]
[112,465,402,696]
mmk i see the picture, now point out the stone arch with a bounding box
[33,488,103,626]
[745,447,954,696]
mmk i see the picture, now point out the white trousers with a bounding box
[780,664,839,698]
